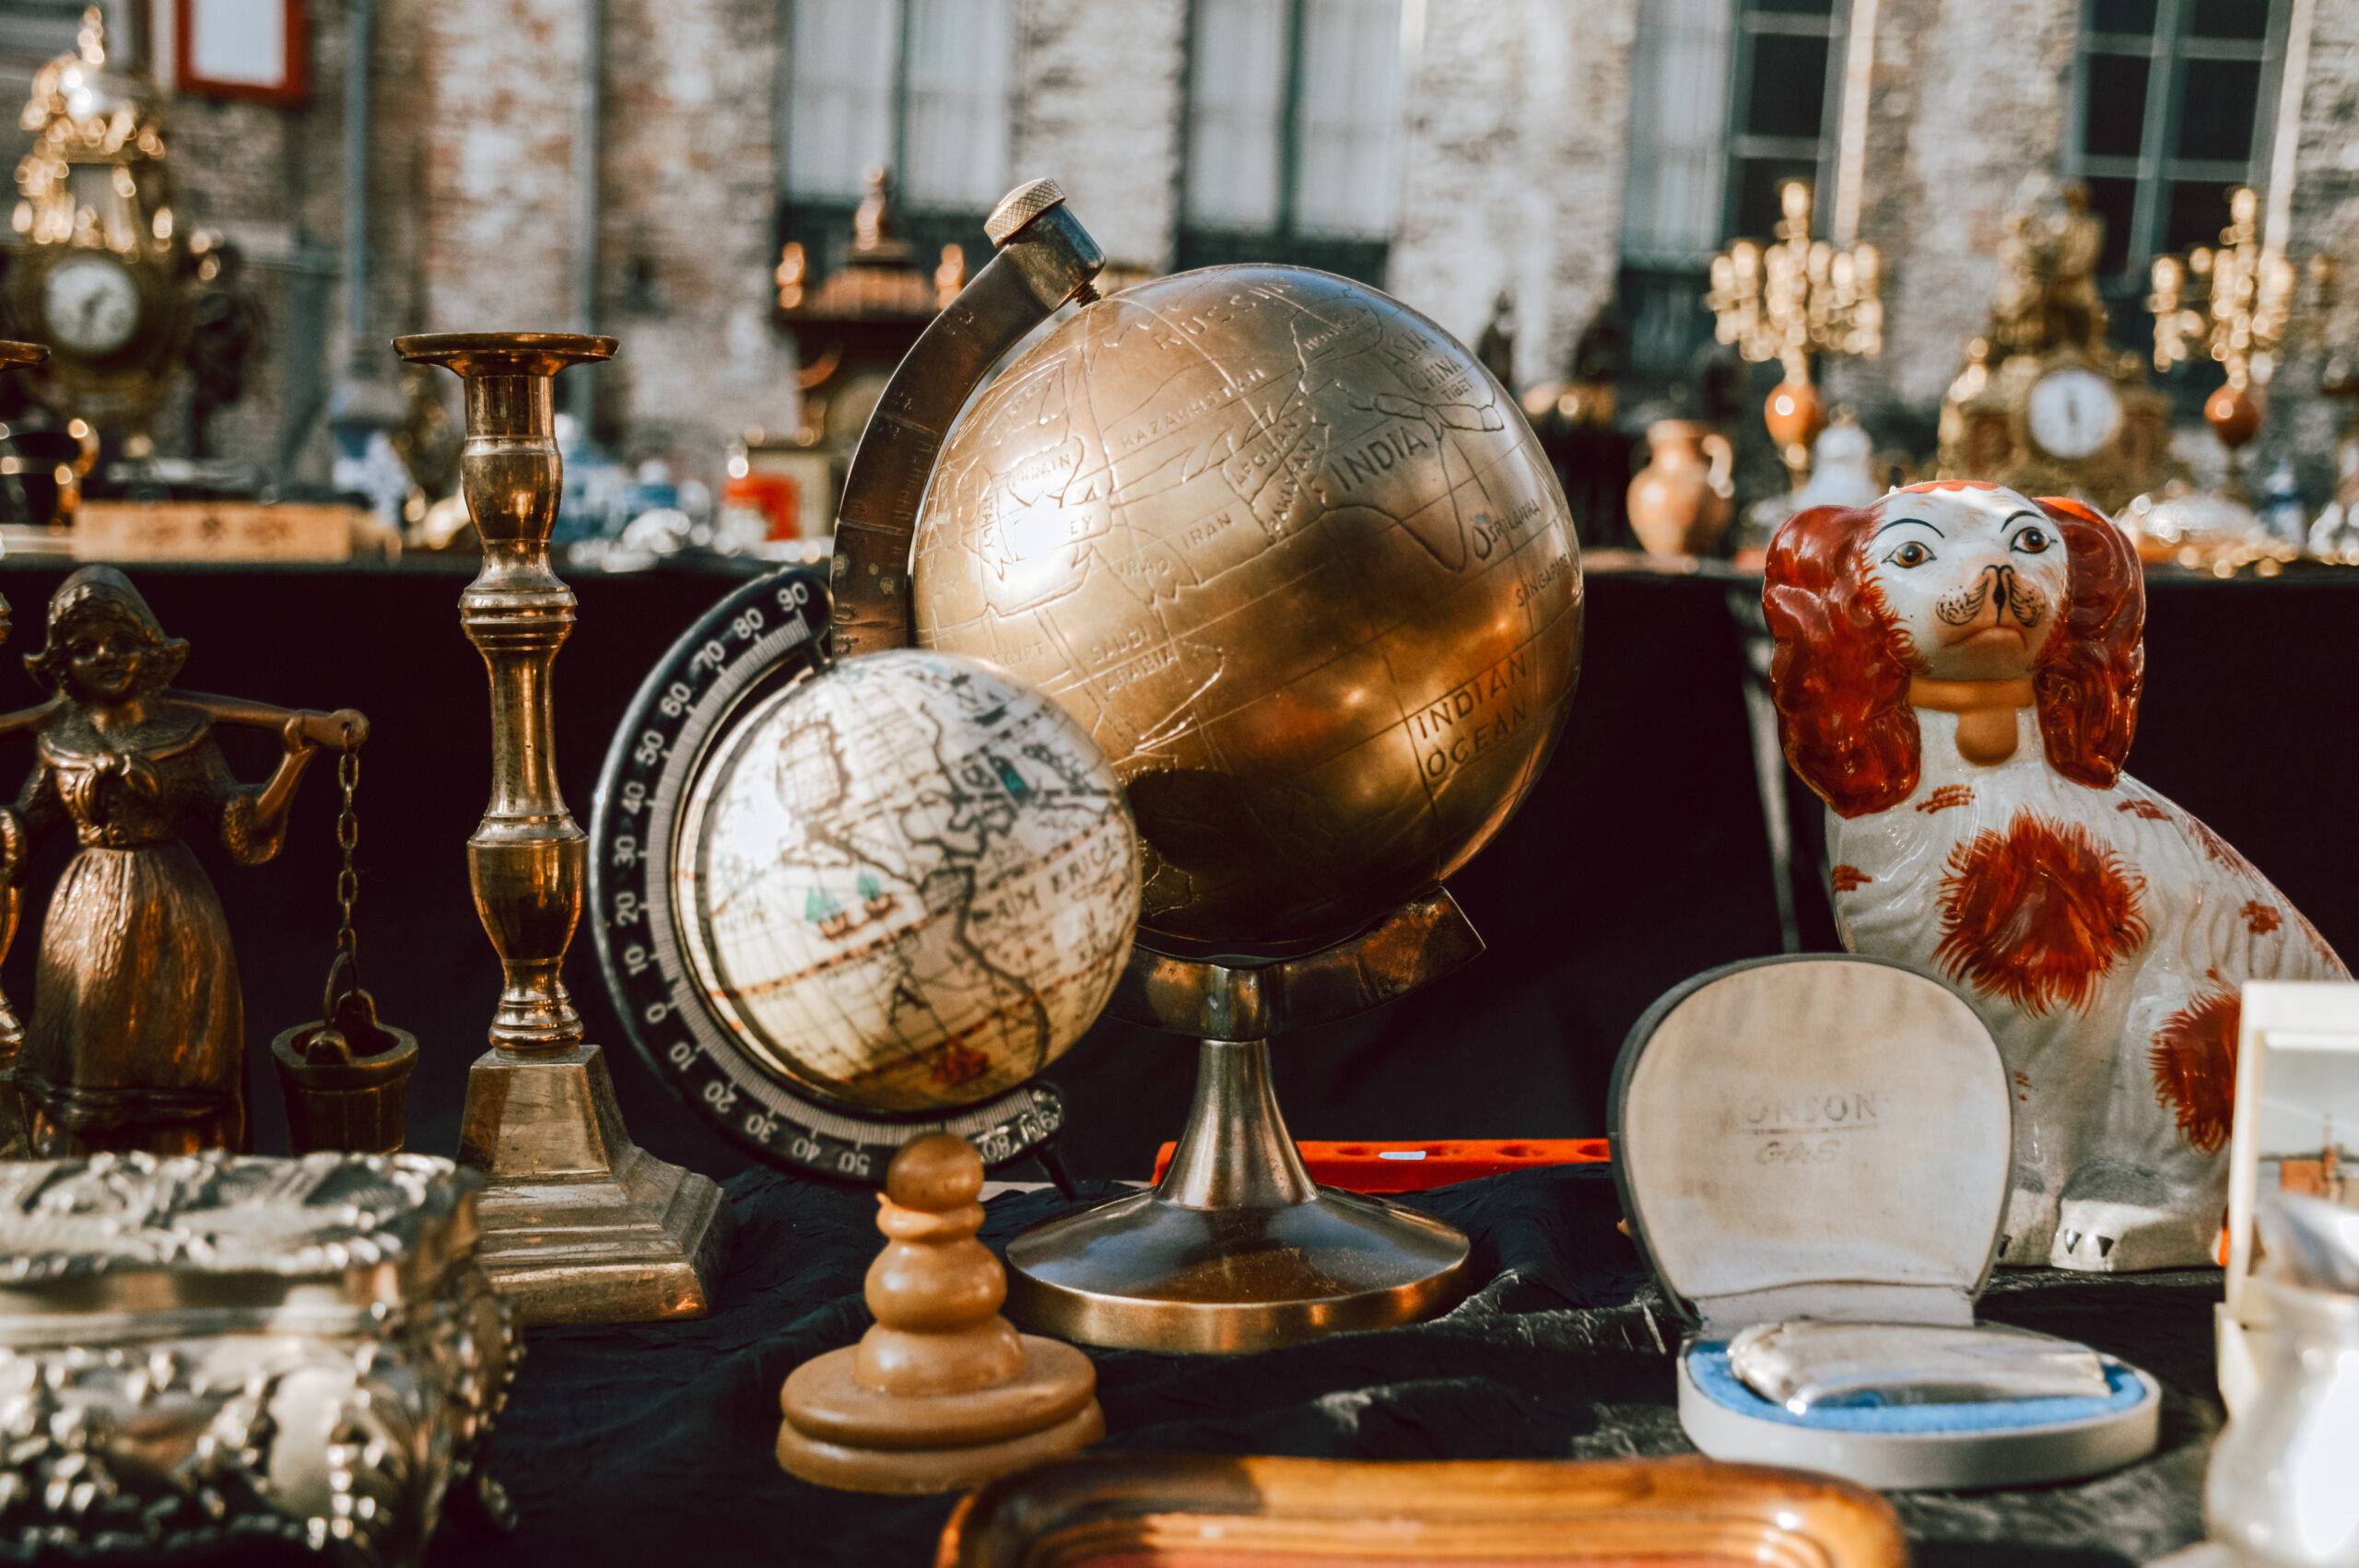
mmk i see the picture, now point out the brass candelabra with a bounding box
[2149,185,2295,495]
[1706,180,1883,486]
[394,331,724,1326]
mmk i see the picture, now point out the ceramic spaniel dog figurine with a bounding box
[1765,481,2347,1271]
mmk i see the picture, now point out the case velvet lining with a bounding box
[1686,1340,2151,1433]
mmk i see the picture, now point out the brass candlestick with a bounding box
[394,331,724,1326]
[1707,181,1883,488]
[2151,185,2296,500]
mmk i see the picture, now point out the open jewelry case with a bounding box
[1611,954,2162,1490]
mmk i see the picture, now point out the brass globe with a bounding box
[911,265,1584,956]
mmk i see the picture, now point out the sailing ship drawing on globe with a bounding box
[677,649,1140,1114]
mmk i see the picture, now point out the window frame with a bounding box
[1720,0,1848,245]
[2064,0,2289,287]
[1173,0,1398,285]
[1615,0,1852,393]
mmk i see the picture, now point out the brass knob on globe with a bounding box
[394,329,725,1327]
[983,178,1068,246]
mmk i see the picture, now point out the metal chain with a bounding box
[334,724,361,992]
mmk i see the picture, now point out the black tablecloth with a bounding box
[0,561,2350,1187]
[436,1164,2220,1568]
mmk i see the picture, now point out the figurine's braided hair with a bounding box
[1762,490,2143,817]
[25,566,190,697]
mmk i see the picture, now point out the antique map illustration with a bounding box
[912,266,1583,952]
[679,649,1139,1113]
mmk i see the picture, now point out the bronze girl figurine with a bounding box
[0,568,367,1155]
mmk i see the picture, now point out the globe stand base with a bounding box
[1006,1028,1471,1353]
[1007,893,1484,1355]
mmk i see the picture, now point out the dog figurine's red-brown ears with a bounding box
[1762,481,2344,1272]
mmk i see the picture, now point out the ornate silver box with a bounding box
[0,1153,515,1565]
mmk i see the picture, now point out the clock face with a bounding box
[41,252,144,358]
[2026,367,2124,461]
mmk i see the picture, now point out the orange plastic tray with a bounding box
[1149,1138,1610,1194]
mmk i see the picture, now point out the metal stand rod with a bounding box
[1160,1040,1316,1211]
[1004,1038,1467,1355]
[1004,891,1482,1354]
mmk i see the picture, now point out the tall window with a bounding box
[1177,0,1405,285]
[779,0,1017,270]
[1618,0,1848,390]
[2068,0,2287,286]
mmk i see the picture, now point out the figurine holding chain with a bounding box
[0,567,368,1155]
[271,715,421,1155]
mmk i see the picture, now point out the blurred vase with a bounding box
[1627,420,1733,557]
[2207,1277,2359,1566]
[1789,418,1882,514]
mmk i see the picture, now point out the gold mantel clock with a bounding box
[5,9,209,439]
[1937,180,2170,511]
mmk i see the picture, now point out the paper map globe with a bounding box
[911,265,1584,954]
[675,648,1141,1114]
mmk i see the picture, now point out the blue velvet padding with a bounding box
[1686,1341,2153,1433]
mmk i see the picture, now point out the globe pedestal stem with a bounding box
[1003,892,1480,1354]
[394,330,725,1328]
[1161,1039,1319,1211]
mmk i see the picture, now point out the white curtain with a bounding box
[1185,0,1290,228]
[903,0,1016,209]
[784,0,1015,209]
[1293,0,1404,238]
[1621,0,1735,263]
[785,0,900,202]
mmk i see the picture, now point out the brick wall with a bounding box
[1012,0,1188,272]
[1390,0,1638,389]
[593,0,795,467]
[5,0,2354,507]
[1842,0,2080,424]
[2271,0,2359,501]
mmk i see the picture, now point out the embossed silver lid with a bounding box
[0,1152,485,1326]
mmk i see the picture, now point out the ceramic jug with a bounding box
[1627,420,1733,556]
[2208,1276,2359,1566]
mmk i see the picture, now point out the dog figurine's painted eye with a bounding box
[2012,526,2051,555]
[1885,540,1933,568]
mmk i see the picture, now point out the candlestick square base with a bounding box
[457,1041,727,1327]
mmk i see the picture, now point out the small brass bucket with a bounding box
[272,1020,417,1154]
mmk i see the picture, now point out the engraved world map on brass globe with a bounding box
[912,266,1584,954]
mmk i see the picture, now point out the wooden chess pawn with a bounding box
[778,1133,1103,1492]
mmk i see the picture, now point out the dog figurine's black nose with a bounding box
[1988,563,2013,612]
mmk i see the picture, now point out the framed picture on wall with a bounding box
[173,0,306,106]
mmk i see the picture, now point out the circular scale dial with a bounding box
[590,568,1078,1183]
